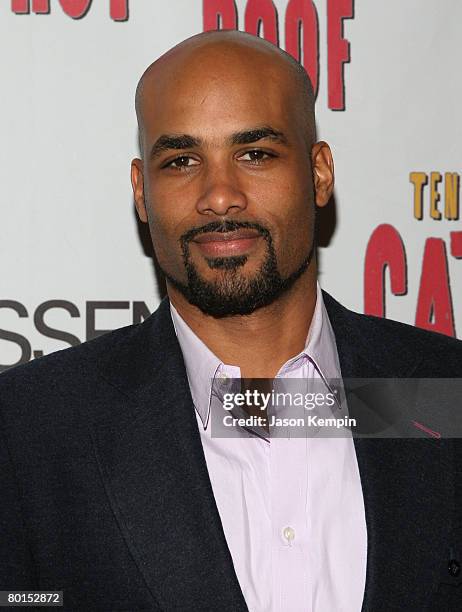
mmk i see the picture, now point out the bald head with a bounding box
[135,30,315,155]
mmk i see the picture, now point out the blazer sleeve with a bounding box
[0,410,36,589]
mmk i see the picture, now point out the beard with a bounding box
[162,219,314,317]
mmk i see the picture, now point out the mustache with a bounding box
[180,220,271,246]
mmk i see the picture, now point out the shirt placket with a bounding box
[270,360,312,612]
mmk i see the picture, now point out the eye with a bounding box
[238,150,275,164]
[163,155,200,171]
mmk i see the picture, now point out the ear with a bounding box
[131,158,148,223]
[311,141,335,207]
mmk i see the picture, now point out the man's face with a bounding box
[132,44,331,316]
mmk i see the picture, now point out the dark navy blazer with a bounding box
[1,291,461,611]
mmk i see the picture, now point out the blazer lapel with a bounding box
[89,298,247,611]
[323,291,453,611]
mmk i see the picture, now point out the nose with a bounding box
[196,161,248,217]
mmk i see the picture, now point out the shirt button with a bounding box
[283,526,295,544]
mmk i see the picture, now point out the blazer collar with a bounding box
[92,291,453,612]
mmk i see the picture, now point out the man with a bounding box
[1,30,461,612]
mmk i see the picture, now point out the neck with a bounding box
[168,265,318,378]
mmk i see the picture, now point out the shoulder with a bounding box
[322,290,462,376]
[0,318,151,436]
[0,320,141,394]
[0,298,173,428]
[362,312,462,375]
[357,306,461,350]
[0,297,177,446]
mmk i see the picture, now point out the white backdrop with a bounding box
[1,0,461,371]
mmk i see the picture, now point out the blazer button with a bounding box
[448,559,461,577]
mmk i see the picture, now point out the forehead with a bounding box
[138,45,302,147]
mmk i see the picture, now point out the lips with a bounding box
[192,228,262,244]
[191,228,262,257]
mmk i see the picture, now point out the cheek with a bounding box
[144,182,200,279]
[142,193,181,269]
[145,182,181,241]
[282,167,315,236]
[262,176,314,271]
[147,175,198,231]
[259,173,314,239]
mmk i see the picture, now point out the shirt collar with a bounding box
[169,282,341,429]
[169,303,223,428]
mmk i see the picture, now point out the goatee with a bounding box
[163,219,314,317]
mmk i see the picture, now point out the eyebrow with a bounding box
[230,126,288,146]
[149,134,200,159]
[149,125,288,160]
